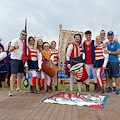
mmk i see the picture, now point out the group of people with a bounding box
[0,29,120,97]
[66,30,120,95]
[0,30,58,96]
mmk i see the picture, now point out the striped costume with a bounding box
[66,42,83,92]
[67,43,83,66]
[93,44,108,86]
[50,49,58,88]
[27,46,38,87]
[27,47,38,70]
[51,49,58,65]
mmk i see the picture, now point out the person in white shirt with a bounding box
[8,30,27,96]
[25,36,39,94]
[38,42,54,93]
[66,33,83,93]
[100,30,109,92]
[37,39,43,92]
[93,36,108,94]
[50,41,58,91]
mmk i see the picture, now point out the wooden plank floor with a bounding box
[0,91,120,120]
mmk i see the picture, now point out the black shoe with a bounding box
[33,86,39,94]
[116,89,119,95]
[107,86,112,93]
[30,85,34,93]
[85,84,89,92]
[94,83,98,91]
[94,85,101,93]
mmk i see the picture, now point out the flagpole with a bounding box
[25,19,27,62]
[23,19,29,88]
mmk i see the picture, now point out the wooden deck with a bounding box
[0,91,120,120]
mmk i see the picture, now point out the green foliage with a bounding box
[49,44,52,49]
[1,79,119,92]
[0,80,93,92]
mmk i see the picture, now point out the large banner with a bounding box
[58,24,84,71]
[39,91,108,109]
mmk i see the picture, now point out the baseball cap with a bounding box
[107,31,114,35]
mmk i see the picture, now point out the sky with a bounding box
[0,0,120,48]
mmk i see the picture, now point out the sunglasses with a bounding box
[100,33,105,34]
[21,33,27,37]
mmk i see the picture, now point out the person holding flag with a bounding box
[8,30,27,96]
[25,36,39,94]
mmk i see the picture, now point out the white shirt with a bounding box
[102,47,109,67]
[50,49,58,65]
[0,52,7,61]
[0,41,7,51]
[66,43,83,63]
[38,51,54,69]
[66,44,73,62]
[95,44,109,67]
[103,39,109,43]
[11,38,23,60]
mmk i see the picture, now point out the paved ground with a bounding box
[0,91,120,120]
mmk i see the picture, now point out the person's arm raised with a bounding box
[9,42,19,52]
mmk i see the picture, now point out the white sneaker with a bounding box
[70,90,73,93]
[9,90,14,97]
[78,89,81,93]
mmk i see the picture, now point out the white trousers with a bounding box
[41,71,51,86]
[52,73,58,86]
[38,71,41,79]
[85,65,97,85]
[70,72,81,91]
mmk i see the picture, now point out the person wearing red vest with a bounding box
[25,36,39,94]
[66,33,83,92]
[83,30,97,92]
[93,36,108,94]
[38,42,54,93]
[50,41,58,91]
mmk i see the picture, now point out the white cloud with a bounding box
[0,0,120,48]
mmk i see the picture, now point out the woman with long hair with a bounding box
[26,36,39,94]
[37,39,43,92]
